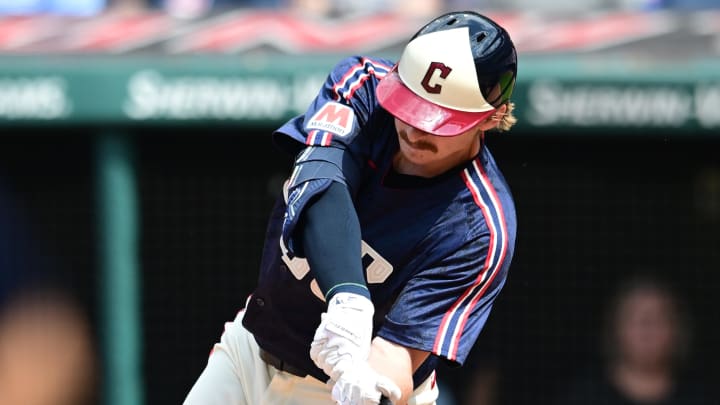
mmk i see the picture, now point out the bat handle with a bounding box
[379,395,393,405]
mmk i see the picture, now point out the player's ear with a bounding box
[477,104,508,131]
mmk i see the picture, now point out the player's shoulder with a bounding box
[327,55,396,96]
[330,55,396,76]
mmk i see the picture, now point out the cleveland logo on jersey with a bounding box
[306,102,355,137]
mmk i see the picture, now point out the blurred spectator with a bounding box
[0,288,96,405]
[0,182,97,405]
[0,0,106,15]
[289,0,382,17]
[147,0,445,21]
[481,0,610,13]
[660,0,720,9]
[557,275,714,405]
[147,0,283,18]
[288,0,443,18]
[615,0,720,10]
[390,0,443,18]
[108,0,147,13]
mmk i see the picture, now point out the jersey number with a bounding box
[279,236,393,301]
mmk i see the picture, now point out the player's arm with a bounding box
[299,180,405,404]
[300,180,377,375]
[299,180,369,300]
[368,337,430,404]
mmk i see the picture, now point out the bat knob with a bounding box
[379,395,393,405]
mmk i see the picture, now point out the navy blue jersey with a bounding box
[242,56,517,385]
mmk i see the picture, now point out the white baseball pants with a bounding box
[183,310,439,405]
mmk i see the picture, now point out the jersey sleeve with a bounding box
[272,55,394,155]
[377,224,514,366]
[272,56,395,257]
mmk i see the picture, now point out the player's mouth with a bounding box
[398,131,437,153]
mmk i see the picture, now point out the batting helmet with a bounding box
[376,11,517,136]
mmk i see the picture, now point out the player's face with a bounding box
[393,118,481,177]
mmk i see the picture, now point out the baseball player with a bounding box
[184,10,518,405]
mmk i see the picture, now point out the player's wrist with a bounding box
[325,283,371,302]
[326,291,374,312]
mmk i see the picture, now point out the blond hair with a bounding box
[495,101,517,132]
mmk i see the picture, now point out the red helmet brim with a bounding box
[376,69,495,137]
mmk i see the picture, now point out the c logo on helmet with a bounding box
[421,62,452,94]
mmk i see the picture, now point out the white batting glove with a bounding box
[310,292,374,380]
[330,360,402,405]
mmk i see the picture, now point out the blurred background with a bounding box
[0,0,719,405]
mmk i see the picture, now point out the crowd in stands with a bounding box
[0,0,718,17]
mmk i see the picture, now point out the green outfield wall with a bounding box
[1,55,719,133]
